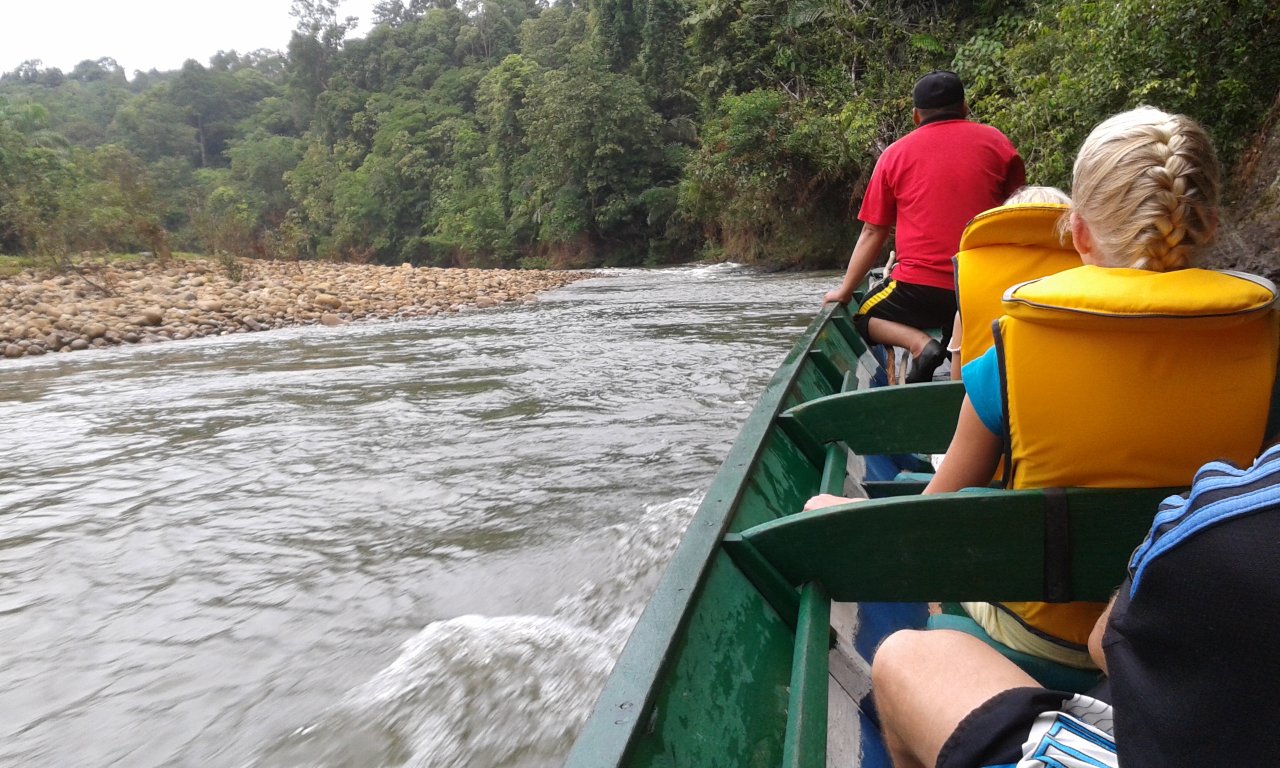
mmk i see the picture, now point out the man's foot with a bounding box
[905,339,946,384]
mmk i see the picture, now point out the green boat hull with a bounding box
[567,303,1209,768]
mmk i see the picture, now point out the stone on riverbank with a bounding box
[0,258,593,360]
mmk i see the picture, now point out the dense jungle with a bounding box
[1,0,1277,273]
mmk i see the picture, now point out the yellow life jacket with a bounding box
[997,265,1278,489]
[954,203,1081,366]
[992,265,1279,648]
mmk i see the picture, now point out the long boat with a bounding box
[564,299,1243,768]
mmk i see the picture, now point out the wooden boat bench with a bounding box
[779,380,965,497]
[723,485,1179,768]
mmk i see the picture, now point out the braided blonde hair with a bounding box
[1071,106,1220,272]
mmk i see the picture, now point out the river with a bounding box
[0,264,831,767]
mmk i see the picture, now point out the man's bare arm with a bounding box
[824,222,891,304]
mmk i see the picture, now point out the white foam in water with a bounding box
[684,261,746,278]
[252,496,700,768]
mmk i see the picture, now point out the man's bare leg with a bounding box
[866,317,947,383]
[872,629,1038,768]
[865,317,933,356]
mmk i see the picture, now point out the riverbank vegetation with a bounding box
[1,0,1276,272]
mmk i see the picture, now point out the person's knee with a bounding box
[871,629,942,760]
[873,629,983,701]
[871,629,931,691]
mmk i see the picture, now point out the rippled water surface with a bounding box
[0,265,831,767]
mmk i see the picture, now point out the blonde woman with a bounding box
[810,106,1277,667]
[928,106,1223,500]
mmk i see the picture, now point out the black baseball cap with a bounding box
[1104,445,1280,766]
[912,70,965,109]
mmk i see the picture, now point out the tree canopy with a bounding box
[1,0,1276,268]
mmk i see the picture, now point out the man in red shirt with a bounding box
[824,71,1025,383]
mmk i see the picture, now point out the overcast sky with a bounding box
[1,0,382,77]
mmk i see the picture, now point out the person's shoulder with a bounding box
[1129,444,1280,585]
[875,133,912,164]
[911,119,1008,141]
[887,124,944,152]
[882,130,914,150]
[967,120,1017,144]
[946,119,1012,137]
[938,120,1018,155]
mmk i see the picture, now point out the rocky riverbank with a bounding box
[0,258,594,360]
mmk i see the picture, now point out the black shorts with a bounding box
[937,687,1117,768]
[852,279,956,343]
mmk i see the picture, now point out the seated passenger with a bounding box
[807,106,1280,668]
[947,185,1075,381]
[823,71,1026,385]
[870,445,1280,768]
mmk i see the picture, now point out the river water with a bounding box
[0,264,831,767]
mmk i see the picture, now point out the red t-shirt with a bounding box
[859,119,1025,290]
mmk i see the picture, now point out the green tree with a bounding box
[637,0,693,118]
[955,0,1280,191]
[680,88,870,266]
[227,132,305,229]
[590,0,640,72]
[0,97,75,256]
[518,5,588,69]
[77,144,171,256]
[284,138,364,257]
[110,90,200,163]
[287,0,358,129]
[520,54,672,264]
[477,55,539,223]
[167,61,277,167]
[69,58,127,85]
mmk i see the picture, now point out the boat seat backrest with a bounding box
[995,266,1280,490]
[955,203,1081,366]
